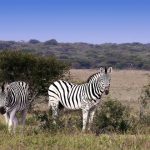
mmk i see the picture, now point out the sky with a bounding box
[0,0,150,44]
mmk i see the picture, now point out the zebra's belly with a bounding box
[64,105,81,110]
[81,99,101,110]
[6,103,28,112]
[60,98,82,110]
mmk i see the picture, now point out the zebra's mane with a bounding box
[86,72,101,82]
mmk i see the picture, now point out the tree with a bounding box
[44,39,58,45]
[28,39,40,44]
[0,51,69,95]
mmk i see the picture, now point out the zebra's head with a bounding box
[98,67,112,95]
[0,82,9,114]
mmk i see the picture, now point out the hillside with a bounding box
[0,40,150,69]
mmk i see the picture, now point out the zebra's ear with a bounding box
[107,67,112,73]
[99,67,105,73]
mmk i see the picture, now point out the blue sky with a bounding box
[0,0,150,43]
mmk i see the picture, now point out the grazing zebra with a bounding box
[0,81,29,133]
[48,67,112,131]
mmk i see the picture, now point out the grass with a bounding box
[0,128,150,150]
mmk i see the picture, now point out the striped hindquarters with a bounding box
[48,80,81,109]
[5,81,29,112]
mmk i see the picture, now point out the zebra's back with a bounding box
[48,80,95,110]
[48,80,81,109]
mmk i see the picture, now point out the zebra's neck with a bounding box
[82,81,103,101]
[87,72,102,83]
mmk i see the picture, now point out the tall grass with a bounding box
[0,128,150,150]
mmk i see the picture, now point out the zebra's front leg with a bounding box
[82,109,90,132]
[21,109,27,128]
[87,107,96,131]
[13,115,18,133]
[8,109,16,133]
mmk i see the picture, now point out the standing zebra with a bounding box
[48,67,112,131]
[0,81,29,133]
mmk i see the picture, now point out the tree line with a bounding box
[0,40,149,70]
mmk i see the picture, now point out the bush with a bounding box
[32,110,82,133]
[139,82,150,125]
[94,99,131,134]
[31,110,65,133]
[0,51,69,94]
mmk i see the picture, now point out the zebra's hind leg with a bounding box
[82,109,90,132]
[49,101,59,124]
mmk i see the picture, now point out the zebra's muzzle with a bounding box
[104,87,110,95]
[105,90,109,95]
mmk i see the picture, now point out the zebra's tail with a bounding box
[58,101,64,110]
[29,91,38,103]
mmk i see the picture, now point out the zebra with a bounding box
[0,81,30,133]
[48,67,112,131]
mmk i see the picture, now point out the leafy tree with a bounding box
[0,51,69,95]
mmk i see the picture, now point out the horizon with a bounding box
[0,39,150,45]
[0,0,150,44]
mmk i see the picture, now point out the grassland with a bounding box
[0,130,149,150]
[0,69,150,150]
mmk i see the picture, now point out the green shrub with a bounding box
[139,82,150,125]
[32,110,82,133]
[32,110,64,133]
[94,99,131,134]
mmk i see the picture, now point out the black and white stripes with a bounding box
[0,81,30,132]
[48,67,112,131]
